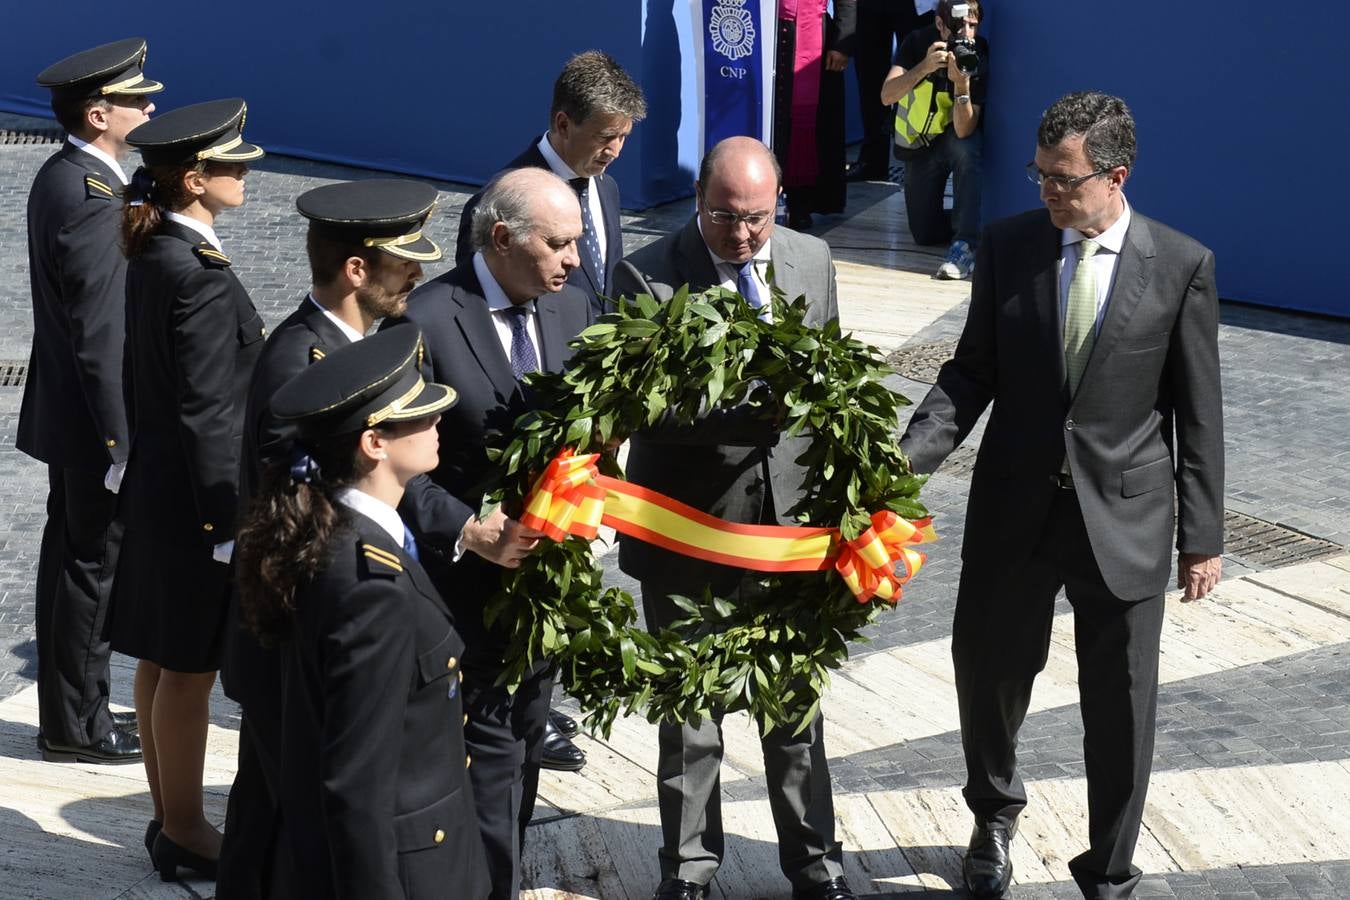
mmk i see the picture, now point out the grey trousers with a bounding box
[642,580,844,890]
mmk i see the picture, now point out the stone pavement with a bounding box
[1,113,1349,898]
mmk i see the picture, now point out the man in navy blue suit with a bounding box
[456,50,645,319]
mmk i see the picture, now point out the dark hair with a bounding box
[697,138,783,191]
[51,94,110,136]
[550,50,647,126]
[306,227,386,286]
[235,434,365,643]
[120,159,209,258]
[1038,91,1137,173]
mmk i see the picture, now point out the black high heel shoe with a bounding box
[151,830,218,882]
[143,820,161,858]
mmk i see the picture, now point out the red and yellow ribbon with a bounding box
[519,449,937,604]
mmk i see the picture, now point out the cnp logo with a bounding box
[719,66,748,79]
[709,0,756,62]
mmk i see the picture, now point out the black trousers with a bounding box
[35,465,121,745]
[462,656,554,900]
[851,2,930,173]
[218,708,290,899]
[953,488,1164,900]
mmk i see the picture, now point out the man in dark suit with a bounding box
[455,49,645,319]
[900,92,1224,899]
[388,166,592,900]
[612,137,854,900]
[21,38,161,764]
[845,0,928,181]
[218,179,442,899]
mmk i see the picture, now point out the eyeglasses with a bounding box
[1026,163,1111,192]
[699,189,774,229]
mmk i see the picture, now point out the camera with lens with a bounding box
[936,2,980,79]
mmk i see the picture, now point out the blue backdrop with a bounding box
[3,2,1343,315]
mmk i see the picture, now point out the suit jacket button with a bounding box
[465,754,472,769]
[446,656,457,671]
[433,828,445,844]
[463,713,468,726]
[105,439,117,448]
[1065,419,1075,431]
[458,671,463,683]
[203,523,215,532]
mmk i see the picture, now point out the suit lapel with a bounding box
[535,295,567,373]
[767,233,800,302]
[297,296,353,355]
[600,176,622,281]
[674,216,722,292]
[64,141,124,187]
[1077,214,1156,392]
[447,268,518,399]
[1026,216,1069,404]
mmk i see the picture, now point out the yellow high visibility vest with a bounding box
[894,81,952,150]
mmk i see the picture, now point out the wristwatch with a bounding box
[955,94,971,105]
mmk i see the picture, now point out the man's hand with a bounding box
[461,508,543,568]
[824,50,849,73]
[923,41,950,76]
[1177,552,1222,602]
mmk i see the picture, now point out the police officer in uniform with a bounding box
[107,98,265,881]
[219,179,442,899]
[235,325,489,899]
[24,37,162,766]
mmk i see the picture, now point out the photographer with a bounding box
[881,0,987,279]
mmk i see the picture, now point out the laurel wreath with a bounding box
[482,282,928,735]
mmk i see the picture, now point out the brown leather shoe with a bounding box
[40,727,141,764]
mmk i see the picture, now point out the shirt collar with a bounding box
[1061,195,1131,255]
[335,487,407,547]
[68,135,128,185]
[472,251,535,314]
[163,211,224,253]
[697,215,773,272]
[537,132,585,183]
[307,293,366,343]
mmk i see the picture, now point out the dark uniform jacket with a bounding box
[384,264,591,659]
[111,221,265,671]
[18,143,129,471]
[223,295,350,705]
[280,511,489,900]
[454,140,622,318]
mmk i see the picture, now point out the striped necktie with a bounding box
[569,177,604,293]
[1064,239,1100,395]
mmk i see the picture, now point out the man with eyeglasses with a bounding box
[612,137,851,900]
[23,38,162,766]
[901,92,1224,899]
[881,0,987,279]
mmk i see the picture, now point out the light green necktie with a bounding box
[1064,239,1100,395]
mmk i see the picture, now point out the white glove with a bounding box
[104,461,127,494]
[212,540,235,565]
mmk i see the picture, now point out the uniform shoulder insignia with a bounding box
[192,244,232,268]
[360,542,403,577]
[309,345,326,363]
[84,174,116,200]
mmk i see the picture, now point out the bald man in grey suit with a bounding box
[612,138,853,900]
[901,92,1224,900]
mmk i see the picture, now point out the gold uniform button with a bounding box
[463,714,468,726]
[260,326,267,337]
[433,829,445,844]
[446,656,457,671]
[465,754,472,769]
[202,523,215,533]
[458,671,463,683]
[105,439,117,448]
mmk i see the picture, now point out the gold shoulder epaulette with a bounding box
[361,542,403,576]
[192,244,232,267]
[309,345,326,363]
[84,174,116,199]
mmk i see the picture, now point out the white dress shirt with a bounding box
[1058,197,1132,335]
[537,133,608,265]
[697,218,774,322]
[473,251,541,370]
[68,135,128,185]
[336,487,408,547]
[308,293,366,343]
[164,212,225,253]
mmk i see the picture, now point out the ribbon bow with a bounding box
[833,511,932,604]
[289,445,323,485]
[518,449,607,541]
[127,166,156,208]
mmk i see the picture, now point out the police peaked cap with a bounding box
[297,179,443,263]
[37,37,163,98]
[126,98,264,166]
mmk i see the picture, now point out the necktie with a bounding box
[569,177,605,293]
[1063,239,1100,395]
[737,259,764,313]
[502,304,539,380]
[402,524,420,563]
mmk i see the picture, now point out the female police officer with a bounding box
[109,98,265,880]
[235,325,489,899]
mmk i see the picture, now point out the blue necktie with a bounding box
[502,304,538,380]
[570,177,605,293]
[737,259,764,313]
[402,524,420,563]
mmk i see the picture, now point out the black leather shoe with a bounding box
[540,718,586,771]
[964,818,1016,898]
[845,160,889,182]
[111,710,138,732]
[549,707,579,738]
[151,831,218,882]
[653,878,709,900]
[794,875,856,899]
[144,820,162,858]
[40,727,141,764]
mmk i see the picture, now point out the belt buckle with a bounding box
[1051,472,1075,490]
